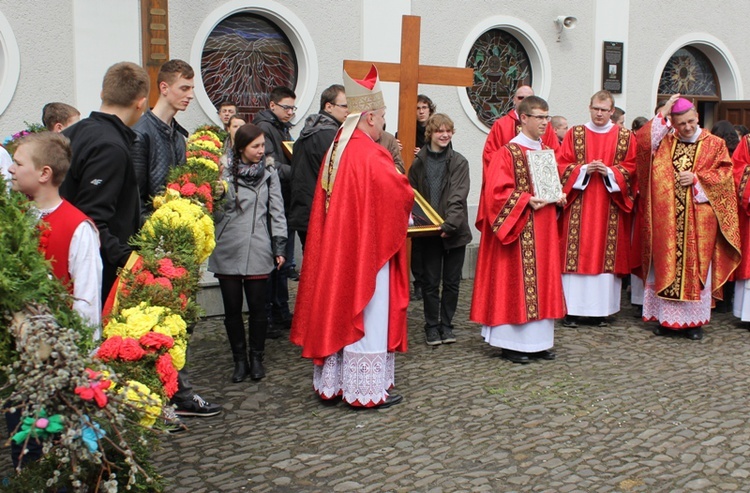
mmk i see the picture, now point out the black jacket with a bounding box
[132,109,188,220]
[288,112,340,231]
[60,111,141,296]
[253,109,293,209]
[409,145,473,250]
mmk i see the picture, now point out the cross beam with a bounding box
[344,15,474,171]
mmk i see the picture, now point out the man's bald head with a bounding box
[513,85,534,110]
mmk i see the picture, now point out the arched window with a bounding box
[201,12,298,123]
[658,46,718,98]
[0,10,20,116]
[466,29,532,128]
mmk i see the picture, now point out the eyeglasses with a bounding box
[590,106,612,113]
[277,103,297,112]
[332,103,348,109]
[524,114,551,121]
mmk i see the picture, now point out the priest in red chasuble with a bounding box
[641,97,740,339]
[289,65,413,408]
[732,133,750,321]
[471,96,566,364]
[556,90,637,327]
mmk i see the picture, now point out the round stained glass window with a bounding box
[201,13,298,123]
[466,29,532,128]
[658,47,718,97]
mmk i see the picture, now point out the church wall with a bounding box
[0,1,76,136]
[168,0,363,134]
[625,0,749,127]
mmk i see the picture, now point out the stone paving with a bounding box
[151,280,750,493]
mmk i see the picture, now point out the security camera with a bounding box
[555,16,577,30]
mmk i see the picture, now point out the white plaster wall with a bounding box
[170,0,363,137]
[0,1,76,137]
[626,0,750,128]
[411,0,595,242]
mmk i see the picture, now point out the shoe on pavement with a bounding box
[562,316,578,328]
[425,327,442,346]
[501,349,530,364]
[685,326,704,340]
[173,394,222,417]
[531,349,556,360]
[374,393,403,409]
[439,327,457,344]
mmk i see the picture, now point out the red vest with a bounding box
[39,199,92,291]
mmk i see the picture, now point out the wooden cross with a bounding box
[344,15,474,171]
[140,0,170,108]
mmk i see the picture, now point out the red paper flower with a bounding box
[139,332,174,350]
[179,293,189,310]
[167,183,181,192]
[118,337,146,361]
[155,353,179,398]
[75,368,112,408]
[157,258,188,279]
[153,277,173,290]
[136,269,156,286]
[96,336,123,361]
[181,182,198,196]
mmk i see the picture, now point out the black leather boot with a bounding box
[225,316,249,383]
[249,351,265,380]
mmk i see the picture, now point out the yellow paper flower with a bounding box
[119,380,163,428]
[155,314,187,339]
[169,340,187,370]
[186,155,219,172]
[102,320,129,339]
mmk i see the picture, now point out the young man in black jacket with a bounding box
[254,86,297,336]
[60,61,149,301]
[288,84,348,248]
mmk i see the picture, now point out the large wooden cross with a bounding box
[344,15,474,171]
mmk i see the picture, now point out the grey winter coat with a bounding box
[208,165,288,276]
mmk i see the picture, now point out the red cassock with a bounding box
[732,135,750,280]
[471,143,566,326]
[477,111,560,230]
[289,128,413,364]
[556,124,637,276]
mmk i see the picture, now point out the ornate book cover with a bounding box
[526,149,563,203]
[408,189,444,237]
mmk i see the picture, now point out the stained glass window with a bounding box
[201,13,298,122]
[466,29,532,128]
[658,47,718,97]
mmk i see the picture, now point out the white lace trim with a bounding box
[313,349,395,407]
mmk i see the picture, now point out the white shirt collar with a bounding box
[510,131,542,150]
[584,121,614,134]
[677,127,702,143]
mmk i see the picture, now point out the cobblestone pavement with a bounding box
[152,280,750,493]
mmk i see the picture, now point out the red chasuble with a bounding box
[642,126,740,301]
[471,143,566,326]
[289,128,413,364]
[477,111,560,230]
[733,135,750,280]
[556,124,636,276]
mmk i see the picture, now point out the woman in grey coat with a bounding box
[209,123,287,383]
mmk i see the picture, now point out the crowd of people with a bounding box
[5,57,750,417]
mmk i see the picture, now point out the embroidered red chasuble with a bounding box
[556,124,637,276]
[642,127,740,301]
[289,128,413,364]
[471,143,566,327]
[731,135,750,280]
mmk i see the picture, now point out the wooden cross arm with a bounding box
[343,60,474,87]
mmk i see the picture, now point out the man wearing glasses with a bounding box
[472,96,566,364]
[254,86,297,338]
[556,90,637,328]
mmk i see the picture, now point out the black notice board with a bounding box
[602,42,623,94]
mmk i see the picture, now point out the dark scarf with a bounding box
[234,158,265,186]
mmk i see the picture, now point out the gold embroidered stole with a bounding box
[658,139,701,299]
[564,125,631,273]
[507,144,540,320]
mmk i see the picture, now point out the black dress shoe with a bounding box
[685,326,703,340]
[653,325,670,336]
[532,349,556,360]
[501,349,530,364]
[353,393,403,410]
